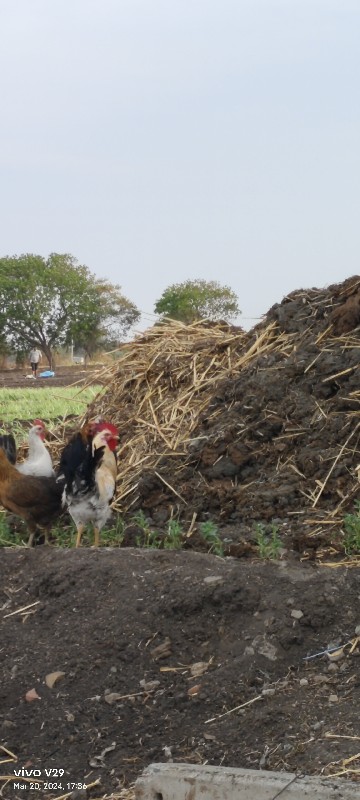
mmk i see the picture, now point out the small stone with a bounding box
[291,609,304,620]
[203,576,223,585]
[262,688,275,697]
[329,694,339,703]
[312,720,324,731]
[190,662,209,677]
[313,674,330,684]
[244,646,255,656]
[188,684,201,697]
[355,625,360,636]
[327,663,339,673]
[327,640,341,651]
[251,634,278,661]
[104,692,124,705]
[327,647,344,662]
[299,678,309,686]
[140,679,160,692]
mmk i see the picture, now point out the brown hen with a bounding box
[0,448,64,546]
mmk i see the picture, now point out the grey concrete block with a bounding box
[135,762,359,799]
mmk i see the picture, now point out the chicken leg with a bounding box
[75,522,85,548]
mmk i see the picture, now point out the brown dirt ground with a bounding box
[0,366,103,390]
[1,548,360,800]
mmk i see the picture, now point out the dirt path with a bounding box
[1,547,359,798]
[0,366,102,390]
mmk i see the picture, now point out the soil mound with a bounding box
[84,276,360,554]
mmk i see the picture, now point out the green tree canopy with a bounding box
[154,279,241,324]
[0,253,140,366]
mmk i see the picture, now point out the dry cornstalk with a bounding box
[312,423,360,508]
[3,601,40,619]
[205,694,262,723]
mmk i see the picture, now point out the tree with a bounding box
[154,279,241,324]
[0,332,10,368]
[0,253,140,367]
[69,278,140,362]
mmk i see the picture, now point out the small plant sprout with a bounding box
[342,502,360,555]
[131,510,161,548]
[131,510,150,531]
[254,522,283,560]
[199,520,224,557]
[164,519,184,549]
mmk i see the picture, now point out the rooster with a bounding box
[60,425,119,547]
[56,419,118,483]
[0,448,64,546]
[56,420,99,482]
[17,420,54,477]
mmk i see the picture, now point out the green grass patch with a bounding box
[0,513,24,547]
[0,515,127,548]
[0,385,103,426]
[50,519,126,548]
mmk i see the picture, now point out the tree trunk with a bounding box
[42,345,55,370]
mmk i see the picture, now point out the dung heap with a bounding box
[82,275,360,544]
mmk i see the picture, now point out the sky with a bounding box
[1,0,360,332]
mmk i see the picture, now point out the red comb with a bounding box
[95,421,119,437]
[33,419,44,427]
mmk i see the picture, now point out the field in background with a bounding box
[0,384,103,426]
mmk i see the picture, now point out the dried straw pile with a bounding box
[82,318,293,511]
[54,276,360,540]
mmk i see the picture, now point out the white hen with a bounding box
[17,421,54,478]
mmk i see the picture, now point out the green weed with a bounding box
[342,502,360,555]
[199,520,224,556]
[131,510,161,548]
[131,511,185,549]
[164,519,184,549]
[254,522,283,559]
[103,515,126,546]
[131,510,149,528]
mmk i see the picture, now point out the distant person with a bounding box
[29,347,42,378]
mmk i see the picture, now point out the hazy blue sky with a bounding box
[1,0,359,331]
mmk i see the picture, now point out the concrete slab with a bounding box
[135,763,359,799]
